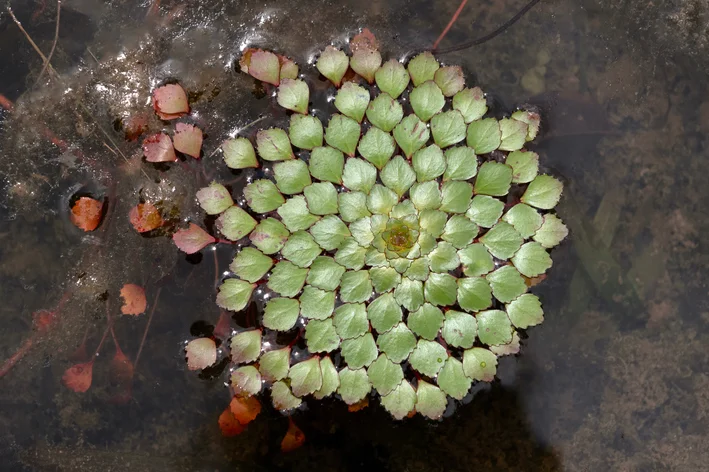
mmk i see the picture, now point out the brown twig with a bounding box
[432,0,469,50]
[34,0,61,87]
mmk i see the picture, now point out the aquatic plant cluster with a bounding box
[181,31,567,420]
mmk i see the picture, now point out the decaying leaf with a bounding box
[281,417,306,452]
[230,395,262,425]
[173,223,216,254]
[152,83,189,120]
[62,361,94,393]
[143,133,177,162]
[129,202,163,233]
[185,338,217,370]
[120,284,147,315]
[70,197,103,232]
[173,123,203,158]
[218,407,246,436]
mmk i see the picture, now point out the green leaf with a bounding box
[443,146,477,181]
[274,159,312,194]
[305,318,340,353]
[480,221,523,259]
[431,110,466,148]
[366,184,399,215]
[367,354,404,396]
[314,356,340,399]
[271,380,302,411]
[342,158,377,193]
[196,183,233,215]
[370,267,400,293]
[309,146,344,184]
[306,256,346,291]
[230,329,261,364]
[441,215,478,248]
[434,65,465,96]
[408,303,444,340]
[288,114,323,150]
[367,293,403,333]
[256,128,294,161]
[377,322,416,363]
[410,81,445,122]
[418,209,448,238]
[533,214,568,248]
[428,242,460,273]
[349,217,374,246]
[249,217,290,254]
[462,347,497,382]
[458,243,495,277]
[381,379,416,419]
[259,347,290,381]
[358,127,395,169]
[485,265,527,303]
[412,144,446,182]
[277,196,320,232]
[499,118,528,152]
[453,87,488,123]
[324,114,361,156]
[281,231,322,268]
[410,181,442,211]
[316,46,349,86]
[511,242,552,277]
[473,161,512,197]
[280,60,298,80]
[299,285,336,320]
[404,257,430,281]
[394,277,424,311]
[418,233,437,256]
[333,303,369,339]
[262,297,300,331]
[370,214,389,234]
[466,195,504,228]
[366,93,404,132]
[215,206,257,241]
[407,52,440,86]
[222,137,258,169]
[457,277,492,312]
[466,118,501,154]
[424,273,458,307]
[304,182,339,216]
[502,203,543,239]
[338,367,372,405]
[289,357,323,397]
[244,179,285,213]
[409,339,447,377]
[505,150,539,183]
[309,215,351,250]
[229,247,273,283]
[440,180,472,213]
[338,191,371,222]
[267,261,308,297]
[379,156,415,197]
[277,78,309,114]
[437,357,471,400]
[441,310,477,348]
[521,175,563,210]
[512,109,541,141]
[335,238,367,269]
[351,49,382,84]
[341,332,378,369]
[489,327,520,357]
[506,293,544,329]
[390,257,413,274]
[335,82,370,122]
[476,309,513,346]
[339,270,372,303]
[216,279,255,312]
[375,59,410,99]
[393,114,430,158]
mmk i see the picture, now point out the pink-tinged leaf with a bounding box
[152,83,189,120]
[173,223,216,254]
[240,48,280,86]
[229,395,262,425]
[281,417,306,452]
[120,284,147,315]
[173,123,203,158]
[278,56,299,81]
[143,133,177,162]
[129,202,163,233]
[218,407,246,436]
[62,361,94,393]
[350,28,379,53]
[185,338,217,370]
[70,197,103,232]
[196,182,234,215]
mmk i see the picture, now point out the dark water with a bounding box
[1,0,708,470]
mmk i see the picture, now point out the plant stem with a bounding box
[134,287,162,370]
[432,0,469,50]
[34,0,61,87]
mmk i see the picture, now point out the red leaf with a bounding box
[240,48,280,86]
[62,361,94,393]
[347,396,369,412]
[281,417,306,452]
[110,348,134,385]
[120,284,146,315]
[173,123,203,158]
[143,133,177,162]
[152,83,189,120]
[229,395,261,425]
[350,28,379,53]
[123,112,149,141]
[129,202,163,233]
[218,406,246,436]
[70,197,103,232]
[185,338,217,370]
[173,223,216,254]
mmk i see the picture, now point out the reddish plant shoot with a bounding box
[173,123,203,158]
[143,133,177,162]
[281,417,306,452]
[61,361,94,393]
[120,284,147,315]
[70,197,103,232]
[173,223,216,254]
[229,395,262,425]
[152,83,189,120]
[129,202,163,233]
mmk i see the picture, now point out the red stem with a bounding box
[432,0,469,50]
[134,287,162,370]
[0,338,34,378]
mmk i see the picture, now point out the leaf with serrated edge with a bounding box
[230,247,273,283]
[299,286,335,320]
[412,144,446,182]
[367,293,403,333]
[521,175,563,210]
[486,265,527,303]
[453,87,487,123]
[288,114,323,150]
[358,127,395,169]
[443,146,477,181]
[474,162,512,197]
[197,183,233,215]
[230,330,261,364]
[366,93,404,132]
[338,367,372,405]
[381,380,416,419]
[476,309,513,346]
[305,318,340,352]
[457,276,492,312]
[375,59,410,98]
[256,128,293,161]
[393,114,430,158]
[410,81,445,122]
[370,267,400,293]
[351,49,382,84]
[377,322,416,363]
[281,231,322,268]
[244,179,285,213]
[434,65,465,96]
[431,110,466,148]
[506,150,539,183]
[441,215,478,248]
[335,238,367,269]
[342,158,377,193]
[394,277,424,311]
[424,273,458,307]
[216,206,257,241]
[380,156,416,197]
[267,261,308,297]
[367,185,399,215]
[458,243,494,277]
[512,109,541,141]
[274,159,312,195]
[466,195,504,228]
[325,114,361,156]
[263,297,299,331]
[217,279,255,312]
[350,217,374,246]
[440,180,473,214]
[408,303,444,340]
[277,79,309,114]
[418,209,447,238]
[506,293,544,329]
[502,203,543,238]
[429,242,459,273]
[317,46,349,86]
[249,218,290,255]
[466,118,501,154]
[480,221,523,259]
[533,214,568,248]
[222,137,258,169]
[511,242,552,277]
[341,333,378,369]
[309,215,351,250]
[309,146,344,184]
[335,82,370,122]
[314,356,340,399]
[304,182,339,216]
[367,354,404,396]
[260,347,290,381]
[339,192,371,223]
[407,52,440,86]
[289,357,323,397]
[278,196,320,232]
[340,270,372,304]
[437,357,471,400]
[441,310,477,348]
[306,256,345,291]
[410,181,442,211]
[404,257,429,281]
[271,380,302,411]
[499,118,528,151]
[490,331,521,356]
[409,339,447,378]
[463,348,497,382]
[333,303,369,339]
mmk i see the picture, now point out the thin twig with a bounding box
[432,0,469,50]
[34,0,61,87]
[134,287,162,370]
[86,47,99,64]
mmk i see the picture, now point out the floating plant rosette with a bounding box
[176,30,568,425]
